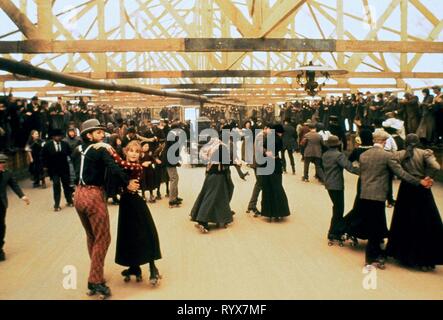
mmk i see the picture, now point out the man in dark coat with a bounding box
[281,118,297,174]
[400,93,421,134]
[0,154,30,261]
[41,129,73,211]
[48,97,65,133]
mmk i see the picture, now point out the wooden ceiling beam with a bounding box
[1,38,442,54]
[1,70,442,81]
[0,0,40,39]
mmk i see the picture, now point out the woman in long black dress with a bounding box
[342,129,373,244]
[260,124,290,221]
[106,140,162,285]
[386,134,443,271]
[191,137,234,233]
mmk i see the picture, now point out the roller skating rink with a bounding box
[1,154,442,300]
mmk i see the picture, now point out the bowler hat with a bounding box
[0,153,8,163]
[80,119,105,135]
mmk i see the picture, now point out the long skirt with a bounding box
[260,160,290,218]
[115,193,161,266]
[343,179,368,239]
[386,182,443,266]
[141,166,156,192]
[190,173,234,224]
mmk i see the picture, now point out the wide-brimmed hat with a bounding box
[326,135,341,148]
[80,119,105,135]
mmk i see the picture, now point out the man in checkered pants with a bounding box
[73,119,139,298]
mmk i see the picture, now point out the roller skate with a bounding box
[419,265,436,272]
[87,283,111,300]
[246,208,261,217]
[148,195,156,203]
[149,266,162,286]
[216,223,229,229]
[327,234,345,247]
[169,199,181,208]
[365,257,386,270]
[345,234,359,247]
[121,266,142,282]
[195,223,209,234]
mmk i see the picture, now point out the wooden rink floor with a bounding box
[1,154,442,300]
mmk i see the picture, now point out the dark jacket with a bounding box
[72,142,129,187]
[282,124,297,150]
[41,140,71,176]
[0,170,25,208]
[322,148,359,190]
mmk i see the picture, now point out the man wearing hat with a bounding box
[358,130,431,269]
[72,119,139,298]
[0,154,30,261]
[322,136,359,244]
[41,129,73,211]
[301,123,325,183]
[121,127,137,148]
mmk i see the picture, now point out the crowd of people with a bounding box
[0,87,442,299]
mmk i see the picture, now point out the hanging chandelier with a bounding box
[280,61,348,96]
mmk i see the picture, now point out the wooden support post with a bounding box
[36,0,53,39]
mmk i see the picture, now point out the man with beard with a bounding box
[72,119,139,298]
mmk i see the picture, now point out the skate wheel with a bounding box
[328,241,333,246]
[339,242,344,247]
[123,276,130,282]
[136,276,143,282]
[197,224,209,233]
[149,279,159,286]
